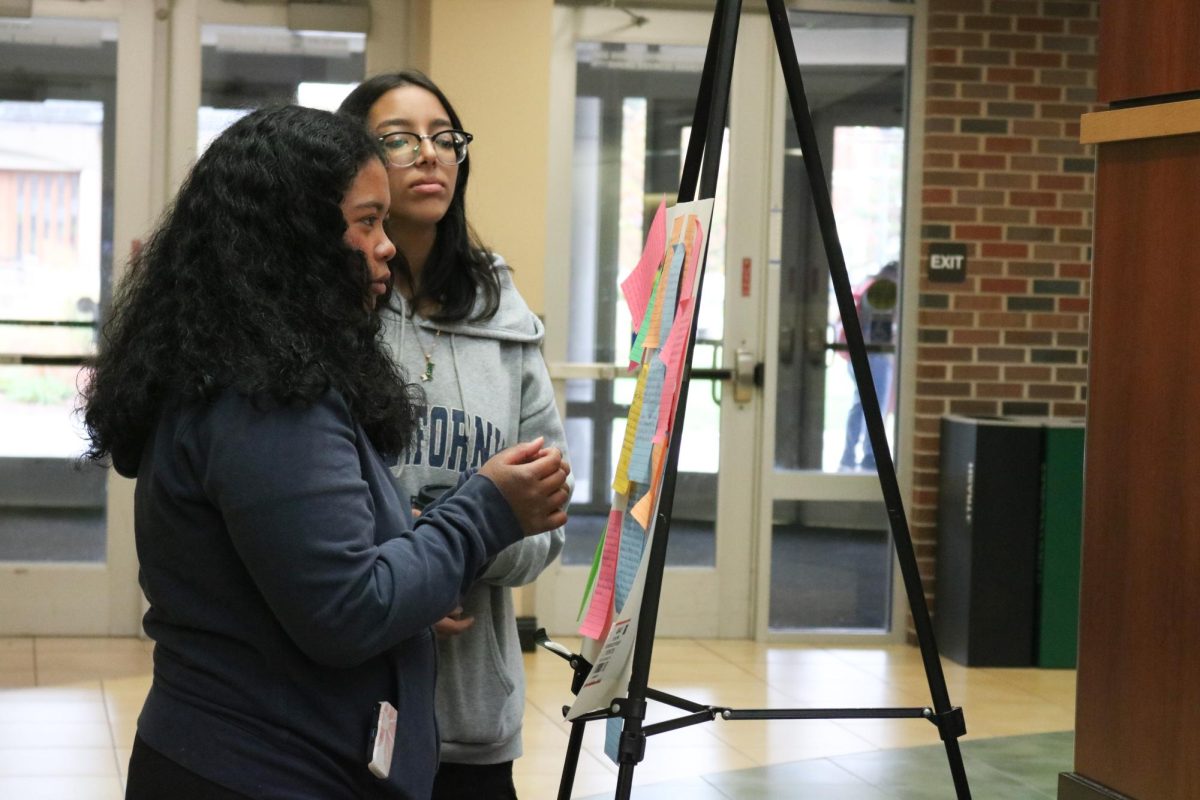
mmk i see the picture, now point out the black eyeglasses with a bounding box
[378,130,473,168]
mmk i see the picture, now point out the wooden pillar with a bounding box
[1062,1,1200,798]
[402,0,554,314]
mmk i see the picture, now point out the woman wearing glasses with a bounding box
[339,73,569,800]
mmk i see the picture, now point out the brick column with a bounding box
[913,0,1100,622]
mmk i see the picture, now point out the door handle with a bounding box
[733,348,760,404]
[689,367,733,380]
[689,348,763,405]
[805,325,828,367]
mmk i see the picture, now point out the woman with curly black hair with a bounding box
[339,72,570,800]
[81,104,569,800]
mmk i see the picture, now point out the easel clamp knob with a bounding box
[926,706,968,741]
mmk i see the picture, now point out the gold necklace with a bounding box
[408,314,440,382]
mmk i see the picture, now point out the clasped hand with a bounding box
[479,437,570,536]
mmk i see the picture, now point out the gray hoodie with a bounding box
[380,257,568,765]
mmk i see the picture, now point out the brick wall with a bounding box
[913,0,1100,618]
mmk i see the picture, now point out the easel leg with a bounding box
[615,764,634,799]
[764,0,971,796]
[946,737,972,797]
[602,0,744,793]
[557,719,586,800]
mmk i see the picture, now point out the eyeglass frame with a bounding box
[377,129,474,168]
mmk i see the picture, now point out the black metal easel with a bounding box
[538,1,971,797]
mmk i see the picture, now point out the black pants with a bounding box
[431,761,518,800]
[126,735,252,800]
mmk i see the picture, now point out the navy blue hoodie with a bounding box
[127,388,522,798]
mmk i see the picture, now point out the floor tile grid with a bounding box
[0,637,161,799]
[0,637,1077,799]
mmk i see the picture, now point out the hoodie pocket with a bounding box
[437,611,518,745]
[485,612,516,698]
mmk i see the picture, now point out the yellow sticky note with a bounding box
[612,361,651,495]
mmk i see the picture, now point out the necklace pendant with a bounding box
[421,360,435,382]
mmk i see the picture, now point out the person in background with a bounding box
[80,105,569,800]
[838,260,899,471]
[339,72,570,800]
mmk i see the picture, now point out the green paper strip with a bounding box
[576,524,608,622]
[629,270,661,364]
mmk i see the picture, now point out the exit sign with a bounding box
[928,243,968,283]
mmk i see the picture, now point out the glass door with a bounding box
[165,0,366,191]
[0,7,145,634]
[759,6,917,641]
[537,8,771,638]
[0,0,369,635]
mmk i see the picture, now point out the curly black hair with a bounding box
[80,104,420,474]
[338,70,501,323]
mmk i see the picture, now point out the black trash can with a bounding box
[934,415,1042,667]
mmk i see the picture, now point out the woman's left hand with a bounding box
[433,606,475,639]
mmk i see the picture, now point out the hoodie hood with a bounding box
[412,255,544,344]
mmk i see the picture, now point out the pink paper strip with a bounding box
[653,296,693,444]
[578,509,623,639]
[620,198,668,330]
[652,214,704,441]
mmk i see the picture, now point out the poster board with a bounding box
[567,196,715,724]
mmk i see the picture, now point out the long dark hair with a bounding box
[81,105,420,474]
[338,71,501,323]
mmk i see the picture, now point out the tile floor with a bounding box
[0,636,1076,798]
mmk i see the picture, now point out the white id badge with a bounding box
[367,700,397,779]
